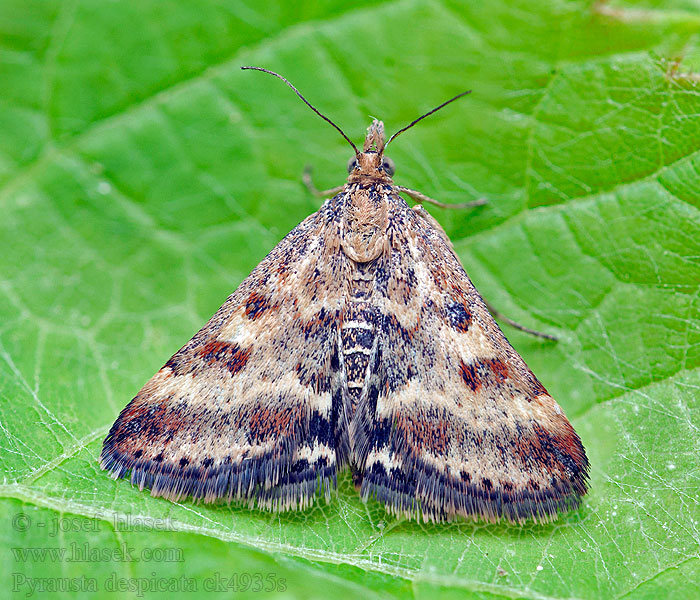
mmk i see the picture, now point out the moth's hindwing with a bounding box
[352,190,589,523]
[100,199,352,510]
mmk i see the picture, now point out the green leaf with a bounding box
[1,0,699,598]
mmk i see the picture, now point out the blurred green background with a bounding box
[1,0,699,598]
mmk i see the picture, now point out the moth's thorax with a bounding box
[340,184,389,263]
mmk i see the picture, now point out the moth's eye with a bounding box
[347,157,359,173]
[381,156,395,177]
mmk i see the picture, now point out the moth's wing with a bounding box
[352,199,589,523]
[101,197,352,510]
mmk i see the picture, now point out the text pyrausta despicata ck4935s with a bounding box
[101,67,589,524]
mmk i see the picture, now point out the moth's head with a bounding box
[241,67,470,187]
[346,119,395,183]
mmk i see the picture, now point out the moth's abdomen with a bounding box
[341,267,378,416]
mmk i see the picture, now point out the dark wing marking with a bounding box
[101,195,352,510]
[352,194,589,523]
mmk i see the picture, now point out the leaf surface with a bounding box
[1,1,699,598]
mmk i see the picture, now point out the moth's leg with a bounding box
[411,204,558,342]
[397,185,487,210]
[303,166,344,198]
[482,301,558,341]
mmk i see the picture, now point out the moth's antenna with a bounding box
[241,66,360,157]
[386,90,472,147]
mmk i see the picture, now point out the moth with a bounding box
[101,67,589,523]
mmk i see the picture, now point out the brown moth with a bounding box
[100,67,589,523]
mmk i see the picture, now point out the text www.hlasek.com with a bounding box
[12,542,183,563]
